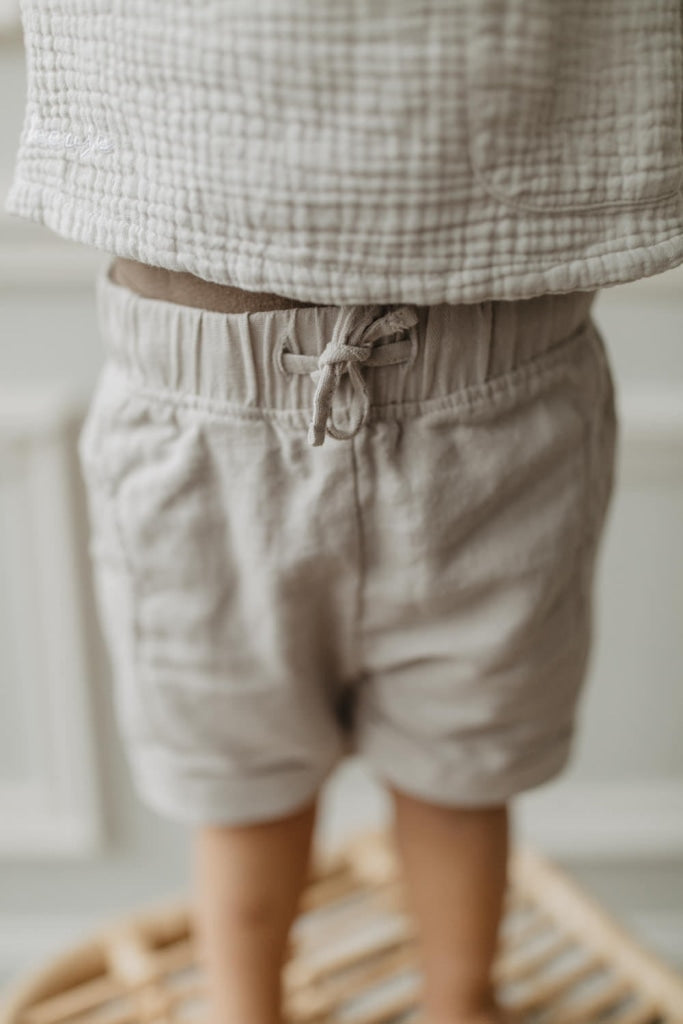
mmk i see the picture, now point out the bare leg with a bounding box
[391,788,513,1024]
[192,799,317,1024]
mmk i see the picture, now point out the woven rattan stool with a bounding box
[3,831,683,1024]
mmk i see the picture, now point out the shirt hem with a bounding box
[5,178,683,305]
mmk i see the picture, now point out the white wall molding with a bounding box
[0,386,103,858]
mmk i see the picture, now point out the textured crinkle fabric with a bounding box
[5,0,683,304]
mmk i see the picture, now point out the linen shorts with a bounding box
[77,260,618,826]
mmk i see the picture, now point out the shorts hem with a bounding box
[360,731,574,809]
[126,745,345,826]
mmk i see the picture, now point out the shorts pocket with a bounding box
[77,365,238,693]
[414,324,601,600]
[77,366,151,743]
[116,411,235,683]
[464,0,683,212]
[77,362,132,569]
[468,369,592,577]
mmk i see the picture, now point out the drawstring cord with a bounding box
[303,305,419,446]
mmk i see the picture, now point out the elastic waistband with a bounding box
[96,259,598,440]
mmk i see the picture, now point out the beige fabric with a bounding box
[77,260,617,825]
[110,257,319,313]
[5,1,683,305]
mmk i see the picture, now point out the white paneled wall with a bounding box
[0,391,102,857]
[518,274,683,858]
[1,26,682,990]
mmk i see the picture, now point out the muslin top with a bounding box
[5,1,683,304]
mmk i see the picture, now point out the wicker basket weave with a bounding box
[2,831,683,1024]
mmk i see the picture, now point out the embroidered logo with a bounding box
[27,121,115,158]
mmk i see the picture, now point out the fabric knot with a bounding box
[307,304,418,447]
[318,342,373,370]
